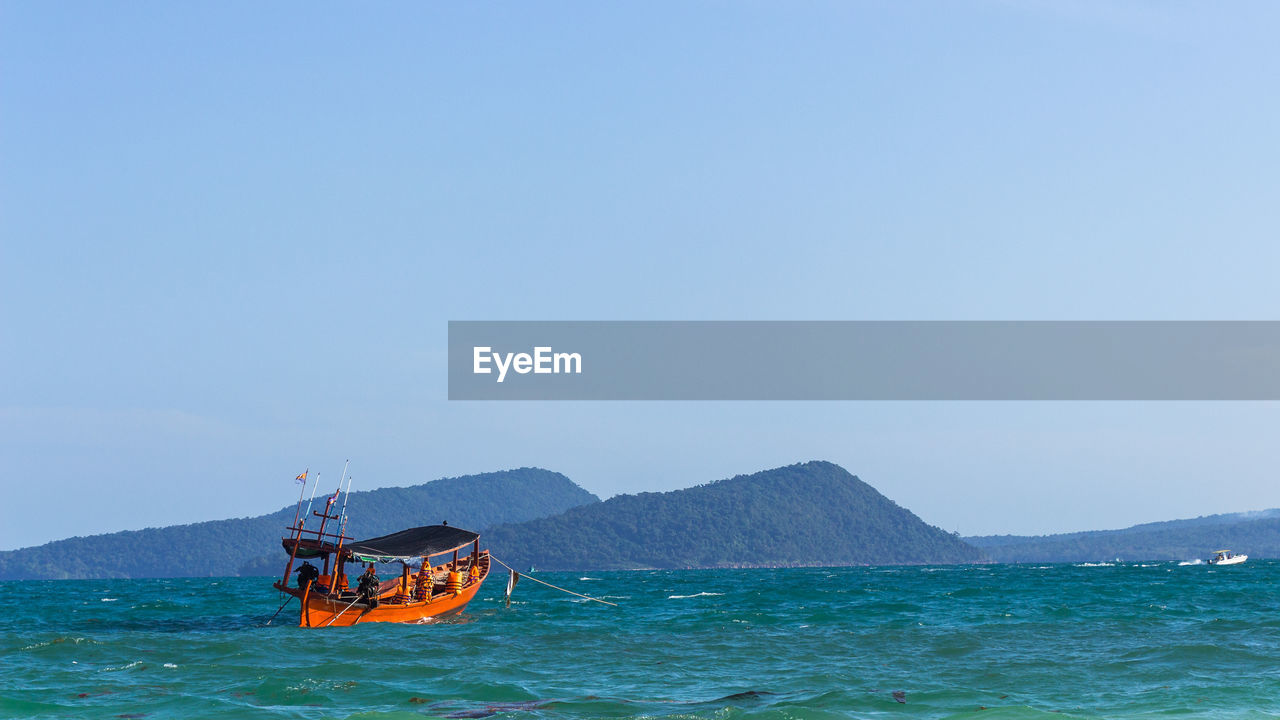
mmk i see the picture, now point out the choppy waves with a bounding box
[2,563,1278,718]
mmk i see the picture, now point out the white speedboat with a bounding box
[1208,549,1247,565]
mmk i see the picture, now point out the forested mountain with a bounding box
[484,461,985,570]
[16,456,1272,577]
[967,509,1280,563]
[0,468,598,580]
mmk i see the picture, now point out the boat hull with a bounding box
[275,553,490,627]
[1209,554,1247,566]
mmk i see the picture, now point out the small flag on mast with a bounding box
[296,470,308,484]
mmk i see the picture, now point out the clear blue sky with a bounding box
[4,2,1280,550]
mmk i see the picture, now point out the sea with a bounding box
[3,562,1278,719]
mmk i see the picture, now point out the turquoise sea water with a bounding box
[3,562,1278,719]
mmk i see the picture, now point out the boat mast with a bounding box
[290,468,311,530]
[314,490,340,543]
[301,472,321,535]
[315,461,349,541]
[337,462,354,541]
[312,488,343,584]
[281,468,314,587]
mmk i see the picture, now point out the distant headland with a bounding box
[3,462,1278,579]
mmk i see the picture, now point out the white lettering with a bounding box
[493,351,514,383]
[553,351,582,374]
[473,346,582,382]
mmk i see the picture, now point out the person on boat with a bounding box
[357,565,381,608]
[295,561,320,588]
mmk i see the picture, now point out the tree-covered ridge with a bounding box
[485,461,985,570]
[967,511,1280,563]
[0,468,598,580]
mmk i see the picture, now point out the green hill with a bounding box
[967,510,1280,563]
[0,468,598,580]
[484,461,985,570]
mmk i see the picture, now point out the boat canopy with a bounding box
[345,525,480,564]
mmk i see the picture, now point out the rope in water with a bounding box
[490,555,618,607]
[265,594,293,625]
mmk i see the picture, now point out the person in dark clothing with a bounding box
[295,561,320,588]
[357,565,381,608]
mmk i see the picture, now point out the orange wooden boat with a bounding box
[272,486,489,627]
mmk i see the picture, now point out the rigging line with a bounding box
[338,462,354,539]
[265,594,294,626]
[302,471,321,526]
[490,555,618,607]
[322,594,365,627]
